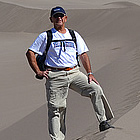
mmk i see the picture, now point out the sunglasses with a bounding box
[53,13,65,18]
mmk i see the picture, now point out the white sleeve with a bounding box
[74,31,89,55]
[28,32,47,55]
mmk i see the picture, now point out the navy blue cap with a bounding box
[51,6,66,17]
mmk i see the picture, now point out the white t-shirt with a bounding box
[29,28,89,68]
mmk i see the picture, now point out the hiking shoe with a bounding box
[99,121,114,132]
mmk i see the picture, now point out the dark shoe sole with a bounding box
[99,121,115,132]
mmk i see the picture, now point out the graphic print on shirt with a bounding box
[52,41,76,57]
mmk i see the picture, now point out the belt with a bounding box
[46,65,77,71]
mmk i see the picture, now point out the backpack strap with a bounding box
[68,29,80,66]
[68,29,77,48]
[45,29,52,54]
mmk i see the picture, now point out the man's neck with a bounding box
[54,26,66,34]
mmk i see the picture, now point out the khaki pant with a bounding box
[46,67,107,140]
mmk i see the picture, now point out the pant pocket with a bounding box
[47,87,68,108]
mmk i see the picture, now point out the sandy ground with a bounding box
[0,0,140,140]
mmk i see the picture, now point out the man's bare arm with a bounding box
[26,50,49,78]
[80,52,99,84]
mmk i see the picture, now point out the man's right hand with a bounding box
[36,70,49,79]
[26,50,49,80]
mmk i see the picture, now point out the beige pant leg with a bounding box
[46,70,69,140]
[69,69,107,122]
[48,107,66,140]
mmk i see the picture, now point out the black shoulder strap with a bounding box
[68,29,77,48]
[45,29,52,54]
[68,29,80,66]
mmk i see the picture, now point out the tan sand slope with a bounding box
[0,1,140,140]
[1,0,140,9]
[104,102,140,140]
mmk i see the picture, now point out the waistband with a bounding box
[45,65,77,71]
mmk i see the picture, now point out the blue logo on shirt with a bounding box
[53,41,75,49]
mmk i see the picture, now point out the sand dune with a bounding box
[0,1,140,140]
[1,0,140,9]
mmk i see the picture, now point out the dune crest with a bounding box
[104,1,140,8]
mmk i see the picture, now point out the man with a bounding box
[26,6,114,140]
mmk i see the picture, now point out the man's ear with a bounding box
[64,16,67,23]
[50,17,53,23]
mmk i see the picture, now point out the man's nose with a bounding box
[57,16,63,19]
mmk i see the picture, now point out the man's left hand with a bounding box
[88,74,99,85]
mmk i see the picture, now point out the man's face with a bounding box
[50,13,67,27]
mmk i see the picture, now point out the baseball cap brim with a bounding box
[52,12,65,17]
